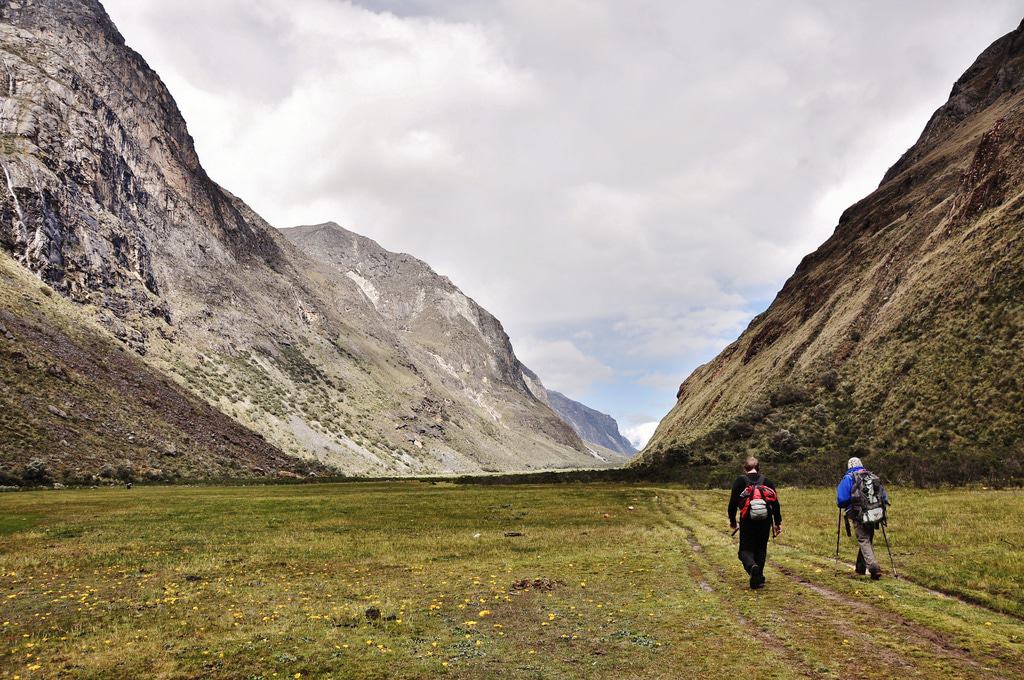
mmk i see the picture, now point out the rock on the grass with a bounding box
[47,404,69,419]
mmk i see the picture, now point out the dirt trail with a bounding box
[652,498,826,679]
[773,564,985,670]
[650,488,1020,679]
[655,501,919,677]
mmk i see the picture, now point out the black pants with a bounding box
[737,520,771,574]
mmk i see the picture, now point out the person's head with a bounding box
[847,457,863,470]
[744,456,759,473]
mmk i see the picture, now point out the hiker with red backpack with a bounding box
[836,457,891,579]
[728,457,782,589]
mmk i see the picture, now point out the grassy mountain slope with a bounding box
[637,19,1024,485]
[0,251,317,485]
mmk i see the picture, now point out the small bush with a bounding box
[22,458,52,485]
[0,465,23,486]
[115,463,134,482]
[62,469,95,486]
[819,369,839,392]
[769,429,799,454]
[770,383,809,407]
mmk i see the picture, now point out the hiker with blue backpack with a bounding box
[836,457,891,579]
[728,457,782,589]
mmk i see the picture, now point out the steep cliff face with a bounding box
[0,0,606,476]
[282,224,541,406]
[545,390,636,456]
[0,0,285,350]
[638,19,1024,485]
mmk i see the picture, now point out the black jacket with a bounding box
[728,473,782,526]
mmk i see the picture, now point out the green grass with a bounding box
[0,513,38,536]
[0,483,1021,679]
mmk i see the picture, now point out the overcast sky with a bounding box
[104,0,1023,448]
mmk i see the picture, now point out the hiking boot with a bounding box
[870,568,882,581]
[855,567,867,576]
[749,564,763,589]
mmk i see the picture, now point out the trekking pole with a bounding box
[834,509,842,574]
[880,521,898,579]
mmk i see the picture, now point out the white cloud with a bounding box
[106,0,534,232]
[623,421,660,450]
[633,372,683,391]
[514,338,614,397]
[612,307,752,360]
[102,0,1024,428]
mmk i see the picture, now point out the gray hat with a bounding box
[847,457,863,469]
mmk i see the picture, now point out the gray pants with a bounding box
[852,517,879,574]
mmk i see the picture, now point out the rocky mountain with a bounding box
[0,250,319,485]
[0,0,612,478]
[638,19,1024,486]
[282,223,622,469]
[544,390,636,456]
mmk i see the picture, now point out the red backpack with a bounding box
[739,474,777,521]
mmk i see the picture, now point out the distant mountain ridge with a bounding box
[545,391,636,456]
[637,18,1024,486]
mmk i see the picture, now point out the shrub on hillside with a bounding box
[21,458,52,485]
[770,383,809,407]
[61,469,96,486]
[819,369,839,391]
[0,465,22,486]
[769,429,799,454]
[115,462,134,482]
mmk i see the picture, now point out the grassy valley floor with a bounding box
[0,483,1021,679]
